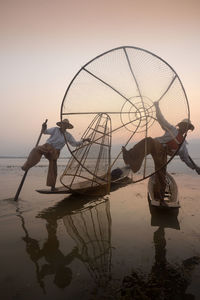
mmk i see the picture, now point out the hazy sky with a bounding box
[1,0,200,155]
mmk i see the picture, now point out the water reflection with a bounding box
[121,204,200,299]
[17,208,46,293]
[62,198,112,287]
[17,206,77,292]
[19,195,112,293]
[148,198,180,230]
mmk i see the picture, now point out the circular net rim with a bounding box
[60,46,190,183]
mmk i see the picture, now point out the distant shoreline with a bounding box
[1,156,200,160]
[0,139,199,160]
[0,156,71,159]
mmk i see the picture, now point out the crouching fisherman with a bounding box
[122,101,200,202]
[22,119,89,191]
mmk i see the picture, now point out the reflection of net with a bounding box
[63,198,112,286]
[60,113,111,192]
[61,46,189,182]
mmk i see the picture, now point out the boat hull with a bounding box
[148,172,180,210]
[36,167,131,195]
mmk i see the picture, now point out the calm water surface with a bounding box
[0,158,200,299]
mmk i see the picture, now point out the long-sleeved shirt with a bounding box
[155,104,195,169]
[44,127,83,150]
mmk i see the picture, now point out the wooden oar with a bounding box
[14,119,48,201]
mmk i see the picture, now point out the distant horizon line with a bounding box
[0,156,70,159]
[0,138,199,158]
[1,156,200,160]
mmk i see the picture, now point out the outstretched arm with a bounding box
[66,132,90,147]
[188,155,200,174]
[154,101,174,131]
[179,145,200,174]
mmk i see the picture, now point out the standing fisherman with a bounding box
[122,102,200,202]
[22,119,89,191]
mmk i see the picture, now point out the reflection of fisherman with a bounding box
[122,101,200,201]
[22,119,89,191]
[23,218,78,289]
[121,224,200,299]
[151,227,166,272]
[149,226,200,299]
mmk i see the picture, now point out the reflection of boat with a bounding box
[149,205,180,229]
[36,166,131,195]
[148,199,180,230]
[148,172,180,210]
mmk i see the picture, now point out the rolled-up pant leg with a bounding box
[22,145,45,170]
[44,146,60,188]
[46,159,58,187]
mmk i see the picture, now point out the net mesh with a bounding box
[63,198,112,286]
[61,46,189,182]
[60,113,111,192]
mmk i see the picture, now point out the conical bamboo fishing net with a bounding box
[60,113,111,194]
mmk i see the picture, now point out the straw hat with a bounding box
[56,119,73,129]
[177,118,194,131]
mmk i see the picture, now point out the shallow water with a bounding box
[0,158,200,299]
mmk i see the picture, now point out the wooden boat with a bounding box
[148,172,180,210]
[37,179,108,196]
[36,166,131,195]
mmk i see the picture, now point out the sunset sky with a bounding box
[1,0,200,156]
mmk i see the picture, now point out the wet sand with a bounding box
[0,167,200,299]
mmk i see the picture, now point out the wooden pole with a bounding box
[14,119,48,201]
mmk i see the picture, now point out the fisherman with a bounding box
[122,101,200,202]
[22,119,90,191]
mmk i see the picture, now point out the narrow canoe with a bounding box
[148,172,180,209]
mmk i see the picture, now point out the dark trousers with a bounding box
[122,137,167,200]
